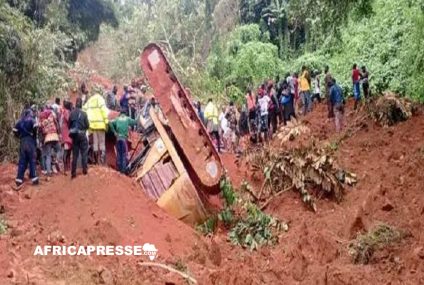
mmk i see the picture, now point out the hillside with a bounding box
[1,100,423,284]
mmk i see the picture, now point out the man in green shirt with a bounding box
[109,110,137,173]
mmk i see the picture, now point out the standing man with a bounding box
[196,101,205,125]
[128,86,137,121]
[267,83,279,135]
[352,63,361,110]
[299,66,312,115]
[311,71,321,103]
[61,100,73,175]
[204,98,221,153]
[120,85,135,116]
[13,109,39,189]
[69,98,90,179]
[286,73,297,118]
[52,98,61,118]
[106,85,118,111]
[245,88,256,133]
[324,65,334,118]
[361,66,370,99]
[280,80,296,124]
[79,82,89,105]
[258,91,271,143]
[83,92,109,165]
[226,101,239,152]
[330,78,345,133]
[293,72,299,114]
[39,103,61,177]
[109,110,137,173]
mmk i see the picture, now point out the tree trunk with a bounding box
[278,22,284,59]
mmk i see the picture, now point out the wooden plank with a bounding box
[148,168,167,198]
[136,138,167,180]
[149,108,186,175]
[141,175,158,201]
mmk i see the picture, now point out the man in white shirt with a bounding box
[258,92,270,142]
[220,113,229,151]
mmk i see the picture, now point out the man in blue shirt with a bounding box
[13,109,39,189]
[120,85,136,116]
[330,78,345,132]
[120,85,131,116]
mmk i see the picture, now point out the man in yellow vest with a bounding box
[83,93,109,164]
[204,98,221,153]
[299,65,312,115]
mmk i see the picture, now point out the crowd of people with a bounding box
[12,63,370,189]
[200,64,370,152]
[12,81,155,189]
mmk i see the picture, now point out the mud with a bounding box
[1,100,424,284]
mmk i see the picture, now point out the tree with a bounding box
[261,0,288,58]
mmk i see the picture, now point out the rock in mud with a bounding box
[382,199,394,211]
[7,269,15,278]
[10,228,23,237]
[6,220,18,229]
[99,268,114,285]
[414,247,424,259]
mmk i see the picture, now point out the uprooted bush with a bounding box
[370,92,417,127]
[228,201,287,251]
[247,145,357,212]
[348,224,404,264]
[197,177,288,250]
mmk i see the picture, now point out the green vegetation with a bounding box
[228,201,287,251]
[348,223,404,264]
[284,0,424,99]
[87,0,424,105]
[2,0,424,158]
[197,177,288,250]
[173,258,188,273]
[0,216,7,235]
[0,0,117,160]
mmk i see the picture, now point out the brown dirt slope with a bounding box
[221,101,424,284]
[0,101,423,284]
[0,166,207,284]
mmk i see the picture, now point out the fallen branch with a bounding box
[138,262,197,284]
[260,186,294,210]
[243,185,259,202]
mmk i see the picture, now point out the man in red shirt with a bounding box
[352,63,361,110]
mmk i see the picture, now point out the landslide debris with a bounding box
[370,92,417,127]
[348,224,405,264]
[247,144,357,212]
[197,178,288,251]
[276,118,311,145]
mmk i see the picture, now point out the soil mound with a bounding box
[224,101,424,284]
[1,99,424,284]
[0,166,207,284]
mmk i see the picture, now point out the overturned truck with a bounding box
[126,43,223,226]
